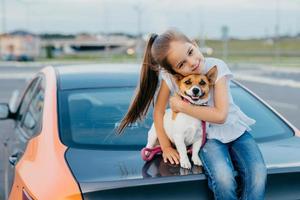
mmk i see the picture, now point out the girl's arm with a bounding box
[170,77,229,124]
[154,80,180,164]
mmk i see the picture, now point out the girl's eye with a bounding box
[185,80,192,85]
[200,80,206,85]
[178,61,186,69]
[188,49,193,56]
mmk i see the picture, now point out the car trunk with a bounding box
[65,148,213,199]
[65,136,300,200]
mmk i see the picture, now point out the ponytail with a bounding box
[117,34,159,134]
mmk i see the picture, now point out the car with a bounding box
[0,64,300,200]
[2,54,34,62]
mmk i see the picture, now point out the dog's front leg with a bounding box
[146,124,158,148]
[191,139,202,166]
[173,137,191,169]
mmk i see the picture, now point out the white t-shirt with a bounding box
[159,57,255,143]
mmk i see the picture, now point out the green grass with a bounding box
[224,55,300,67]
[36,38,300,68]
[206,38,300,52]
[202,38,300,67]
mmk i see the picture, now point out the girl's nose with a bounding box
[187,57,197,68]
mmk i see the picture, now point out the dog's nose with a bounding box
[192,88,200,95]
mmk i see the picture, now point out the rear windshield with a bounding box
[58,87,152,149]
[58,84,294,149]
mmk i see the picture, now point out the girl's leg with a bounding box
[230,131,267,200]
[200,139,238,200]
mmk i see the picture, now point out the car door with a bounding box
[4,75,45,197]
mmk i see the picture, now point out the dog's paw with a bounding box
[180,157,192,169]
[192,155,202,166]
[180,168,190,175]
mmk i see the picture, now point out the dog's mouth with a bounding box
[184,91,205,101]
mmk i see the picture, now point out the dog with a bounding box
[145,66,218,169]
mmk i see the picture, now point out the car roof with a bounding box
[55,63,141,90]
[54,63,238,90]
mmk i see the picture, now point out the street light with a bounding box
[1,0,6,34]
[133,3,143,61]
[0,0,6,58]
[274,0,281,62]
[133,4,142,38]
[221,25,229,61]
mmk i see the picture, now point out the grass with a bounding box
[35,38,300,68]
[206,38,300,52]
[215,55,300,68]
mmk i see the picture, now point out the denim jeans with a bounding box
[199,131,267,200]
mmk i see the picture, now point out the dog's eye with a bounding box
[199,80,206,85]
[184,80,192,85]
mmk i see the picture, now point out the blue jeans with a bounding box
[199,131,267,200]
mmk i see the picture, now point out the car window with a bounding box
[20,78,45,138]
[58,84,294,149]
[17,77,40,122]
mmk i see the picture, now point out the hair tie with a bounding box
[151,33,158,41]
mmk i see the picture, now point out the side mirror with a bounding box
[9,90,20,113]
[0,103,10,120]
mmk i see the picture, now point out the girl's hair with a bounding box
[117,29,192,134]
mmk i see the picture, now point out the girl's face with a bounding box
[167,41,205,76]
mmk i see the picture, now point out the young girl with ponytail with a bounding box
[118,29,267,200]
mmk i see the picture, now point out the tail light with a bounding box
[22,188,34,200]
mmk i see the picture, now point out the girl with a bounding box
[118,29,267,200]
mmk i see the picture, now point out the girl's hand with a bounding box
[162,146,180,165]
[169,93,186,113]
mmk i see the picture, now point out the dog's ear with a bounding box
[206,65,218,85]
[173,73,184,83]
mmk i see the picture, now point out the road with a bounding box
[231,64,300,129]
[0,63,299,199]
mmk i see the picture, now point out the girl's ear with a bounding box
[206,65,218,85]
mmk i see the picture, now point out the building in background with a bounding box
[0,31,137,61]
[0,31,41,61]
[41,33,137,58]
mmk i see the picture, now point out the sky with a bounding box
[1,0,300,39]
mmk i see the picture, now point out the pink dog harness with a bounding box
[141,120,207,161]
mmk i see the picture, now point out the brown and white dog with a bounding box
[146,66,218,169]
